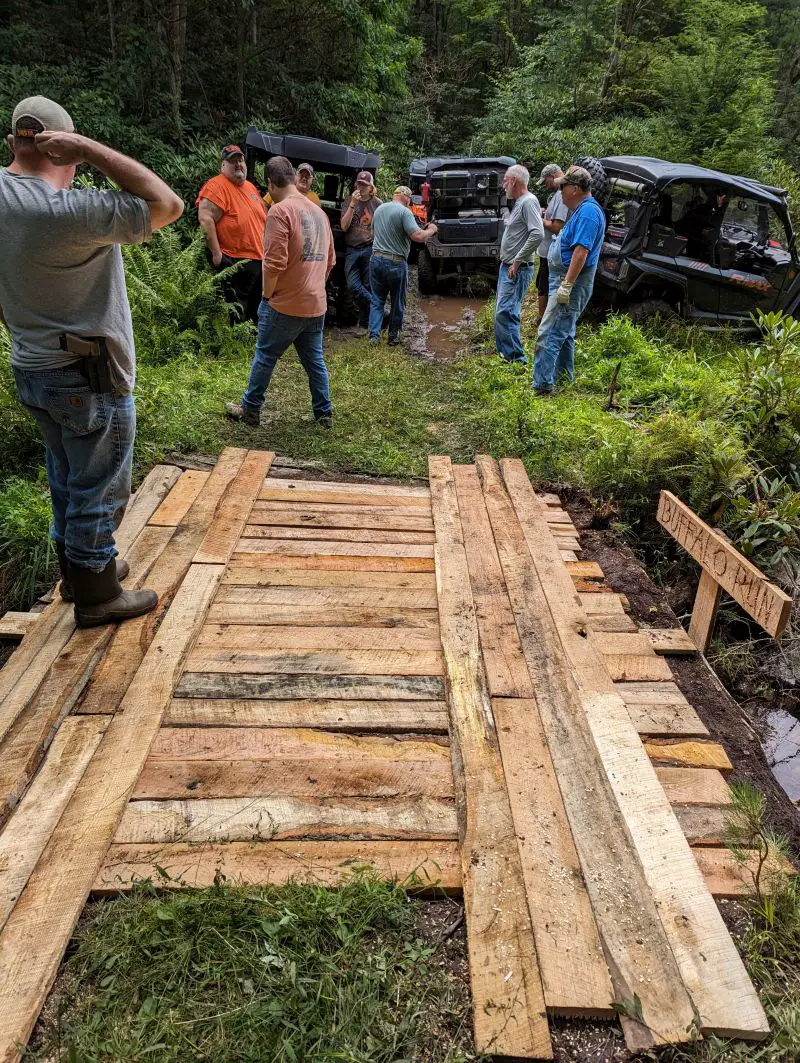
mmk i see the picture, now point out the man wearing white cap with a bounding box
[0,96,184,626]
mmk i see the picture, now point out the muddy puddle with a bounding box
[405,272,488,360]
[763,707,800,805]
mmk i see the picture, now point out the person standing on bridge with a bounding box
[494,164,543,364]
[0,95,184,626]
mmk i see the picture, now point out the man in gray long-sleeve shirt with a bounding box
[494,164,543,363]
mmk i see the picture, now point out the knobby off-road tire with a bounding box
[624,298,680,325]
[573,156,610,207]
[416,248,439,295]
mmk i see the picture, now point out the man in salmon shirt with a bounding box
[196,145,266,322]
[225,156,336,429]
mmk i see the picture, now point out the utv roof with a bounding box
[601,156,788,207]
[410,157,516,175]
[245,127,380,175]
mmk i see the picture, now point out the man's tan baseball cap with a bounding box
[394,185,412,197]
[12,96,74,138]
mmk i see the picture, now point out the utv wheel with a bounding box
[417,248,438,295]
[624,298,680,325]
[572,156,610,207]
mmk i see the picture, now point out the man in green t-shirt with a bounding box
[368,186,437,345]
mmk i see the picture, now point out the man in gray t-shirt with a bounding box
[495,164,543,363]
[0,95,183,627]
[536,164,570,319]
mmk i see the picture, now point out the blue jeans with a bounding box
[242,300,331,418]
[12,365,135,571]
[369,255,407,341]
[494,262,535,361]
[345,246,373,325]
[532,267,597,390]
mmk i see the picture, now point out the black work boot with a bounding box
[56,542,130,603]
[68,560,158,628]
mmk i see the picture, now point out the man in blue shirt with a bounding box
[369,186,437,345]
[533,167,606,394]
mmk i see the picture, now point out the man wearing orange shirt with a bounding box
[225,156,336,429]
[196,145,266,322]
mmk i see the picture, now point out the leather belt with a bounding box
[374,250,406,262]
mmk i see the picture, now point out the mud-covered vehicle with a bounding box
[589,155,799,327]
[407,156,515,293]
[244,127,380,325]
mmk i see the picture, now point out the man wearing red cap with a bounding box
[196,146,266,323]
[340,171,381,330]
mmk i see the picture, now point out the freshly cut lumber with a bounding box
[176,672,445,701]
[544,510,574,525]
[589,631,651,655]
[164,697,449,732]
[675,806,729,846]
[234,539,434,559]
[117,465,184,551]
[196,623,442,652]
[578,592,625,615]
[95,840,460,893]
[242,525,436,545]
[0,613,39,640]
[689,569,724,654]
[185,648,444,676]
[602,654,674,682]
[551,536,580,550]
[429,457,552,1059]
[0,716,107,932]
[258,480,431,507]
[585,614,638,633]
[644,739,732,771]
[116,795,458,843]
[194,450,275,564]
[262,476,431,497]
[657,491,791,639]
[207,604,439,628]
[571,578,615,594]
[566,560,604,580]
[222,565,436,588]
[135,756,455,800]
[477,456,693,1050]
[625,701,709,738]
[230,553,435,573]
[501,456,768,1042]
[616,681,690,706]
[214,583,439,609]
[644,628,697,656]
[542,492,561,506]
[693,846,795,899]
[453,466,612,1015]
[559,550,579,562]
[149,469,209,526]
[1,527,175,811]
[77,449,248,715]
[248,502,434,530]
[655,766,732,806]
[0,562,222,1063]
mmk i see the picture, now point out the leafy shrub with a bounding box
[0,475,55,610]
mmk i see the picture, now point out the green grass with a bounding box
[30,875,478,1063]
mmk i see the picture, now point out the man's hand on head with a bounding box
[34,131,88,166]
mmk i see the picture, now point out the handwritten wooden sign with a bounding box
[657,491,792,640]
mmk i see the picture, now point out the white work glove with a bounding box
[556,281,573,305]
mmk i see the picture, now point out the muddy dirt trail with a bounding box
[405,278,488,360]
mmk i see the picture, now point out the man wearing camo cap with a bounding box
[0,95,183,626]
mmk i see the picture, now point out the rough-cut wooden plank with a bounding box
[0,614,39,640]
[501,457,768,1042]
[429,457,552,1059]
[176,671,444,701]
[626,701,709,738]
[658,491,791,639]
[644,628,697,656]
[194,451,274,564]
[566,561,605,580]
[149,469,209,526]
[675,806,729,846]
[214,584,439,609]
[258,481,431,507]
[559,550,579,562]
[135,757,455,800]
[196,623,442,652]
[164,697,449,732]
[223,566,436,589]
[477,457,693,1050]
[645,739,732,771]
[603,654,674,682]
[231,553,435,573]
[117,465,184,551]
[95,840,459,893]
[242,525,436,545]
[0,527,175,810]
[590,631,651,655]
[0,562,222,1063]
[0,717,107,932]
[655,766,733,805]
[578,592,625,615]
[541,492,561,506]
[262,477,431,497]
[452,467,612,1016]
[689,569,724,654]
[616,681,690,706]
[586,614,639,633]
[208,604,439,628]
[248,503,434,531]
[116,796,457,844]
[693,846,795,899]
[185,648,444,676]
[234,539,434,559]
[77,449,247,715]
[544,510,574,525]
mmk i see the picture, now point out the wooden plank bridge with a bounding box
[0,447,783,1060]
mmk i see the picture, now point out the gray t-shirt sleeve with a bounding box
[515,195,544,262]
[77,189,153,246]
[550,192,569,223]
[402,207,421,236]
